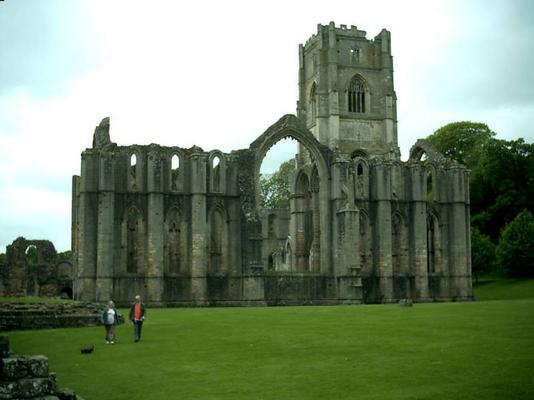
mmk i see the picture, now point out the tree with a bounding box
[470,138,534,240]
[0,253,5,265]
[496,209,534,278]
[428,121,534,241]
[57,250,72,263]
[470,228,495,281]
[260,160,295,209]
[427,121,495,169]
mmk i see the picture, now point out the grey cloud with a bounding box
[420,1,534,110]
[0,0,98,97]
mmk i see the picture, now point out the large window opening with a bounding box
[309,83,317,124]
[125,207,143,273]
[129,153,138,190]
[210,154,224,193]
[259,137,321,273]
[348,75,366,113]
[259,138,297,272]
[25,245,38,265]
[170,154,181,191]
[165,208,184,274]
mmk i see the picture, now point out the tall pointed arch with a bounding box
[427,210,442,274]
[123,206,144,273]
[208,205,229,275]
[309,82,317,122]
[249,115,333,274]
[391,211,408,275]
[165,207,186,274]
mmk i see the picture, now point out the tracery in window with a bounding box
[348,75,366,113]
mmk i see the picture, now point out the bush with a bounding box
[471,228,495,280]
[496,209,534,277]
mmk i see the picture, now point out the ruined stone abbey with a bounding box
[72,23,472,305]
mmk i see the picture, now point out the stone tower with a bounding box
[297,22,398,158]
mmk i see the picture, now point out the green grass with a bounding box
[473,278,534,301]
[8,299,534,400]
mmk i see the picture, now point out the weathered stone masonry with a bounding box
[0,238,73,299]
[72,23,472,305]
[0,336,84,400]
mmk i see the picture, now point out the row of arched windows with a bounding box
[356,209,442,276]
[122,205,229,275]
[127,153,222,170]
[126,152,225,192]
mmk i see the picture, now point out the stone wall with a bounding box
[0,303,102,331]
[0,237,73,299]
[0,336,84,400]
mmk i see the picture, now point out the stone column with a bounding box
[288,191,298,272]
[96,154,115,302]
[330,157,349,276]
[337,203,361,302]
[75,152,98,301]
[146,150,164,304]
[372,164,393,302]
[326,22,340,146]
[190,152,208,304]
[409,165,429,300]
[450,168,471,299]
[226,156,242,299]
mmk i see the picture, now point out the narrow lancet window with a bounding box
[348,76,366,113]
[310,83,317,120]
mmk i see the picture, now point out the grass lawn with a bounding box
[473,278,534,301]
[7,298,534,400]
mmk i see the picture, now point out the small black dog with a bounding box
[80,345,94,354]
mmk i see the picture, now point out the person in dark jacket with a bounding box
[101,300,118,344]
[128,295,146,342]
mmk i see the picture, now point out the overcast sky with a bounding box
[0,0,533,252]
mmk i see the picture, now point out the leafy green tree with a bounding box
[0,253,5,265]
[496,209,534,278]
[57,250,72,263]
[260,160,295,209]
[470,228,495,281]
[428,121,534,241]
[470,138,534,240]
[427,121,495,168]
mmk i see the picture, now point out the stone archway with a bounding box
[249,114,333,274]
[409,139,446,162]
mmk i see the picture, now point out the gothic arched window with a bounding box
[348,75,366,113]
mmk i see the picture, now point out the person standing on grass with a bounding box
[129,294,146,342]
[102,300,118,344]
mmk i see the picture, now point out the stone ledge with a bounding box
[1,356,49,380]
[0,303,102,331]
[0,336,84,400]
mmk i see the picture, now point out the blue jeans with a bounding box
[133,320,143,342]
